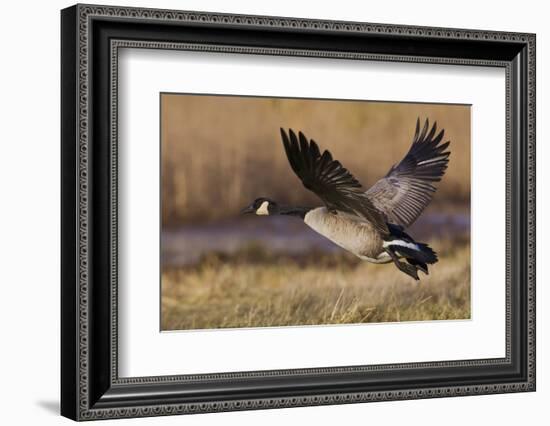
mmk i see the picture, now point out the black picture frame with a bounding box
[61,4,536,421]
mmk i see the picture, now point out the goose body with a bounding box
[242,119,450,280]
[304,207,390,263]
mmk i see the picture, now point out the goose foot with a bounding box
[385,248,420,281]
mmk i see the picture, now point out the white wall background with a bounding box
[0,0,546,424]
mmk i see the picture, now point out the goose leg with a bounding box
[385,247,420,281]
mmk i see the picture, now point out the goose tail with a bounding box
[383,223,438,279]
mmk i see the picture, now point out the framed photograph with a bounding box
[61,4,536,421]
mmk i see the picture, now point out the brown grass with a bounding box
[161,95,470,225]
[161,237,470,330]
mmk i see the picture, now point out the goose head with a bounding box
[240,197,278,216]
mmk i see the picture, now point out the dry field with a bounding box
[161,236,470,330]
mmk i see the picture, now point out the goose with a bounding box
[241,119,451,280]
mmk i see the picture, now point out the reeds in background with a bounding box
[161,94,470,225]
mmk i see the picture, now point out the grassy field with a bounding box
[161,236,470,331]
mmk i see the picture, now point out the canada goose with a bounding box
[241,119,451,280]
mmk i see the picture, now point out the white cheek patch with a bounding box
[256,201,269,215]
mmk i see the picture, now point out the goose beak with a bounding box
[240,205,255,215]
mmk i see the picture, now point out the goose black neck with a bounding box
[277,205,311,219]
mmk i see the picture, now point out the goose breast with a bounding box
[303,207,384,259]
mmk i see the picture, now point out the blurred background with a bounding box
[161,94,471,331]
[162,94,469,225]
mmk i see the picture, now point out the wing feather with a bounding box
[280,128,388,235]
[365,118,451,228]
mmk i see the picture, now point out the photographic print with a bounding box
[161,94,471,331]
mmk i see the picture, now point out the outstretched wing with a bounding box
[280,128,388,235]
[365,118,451,228]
